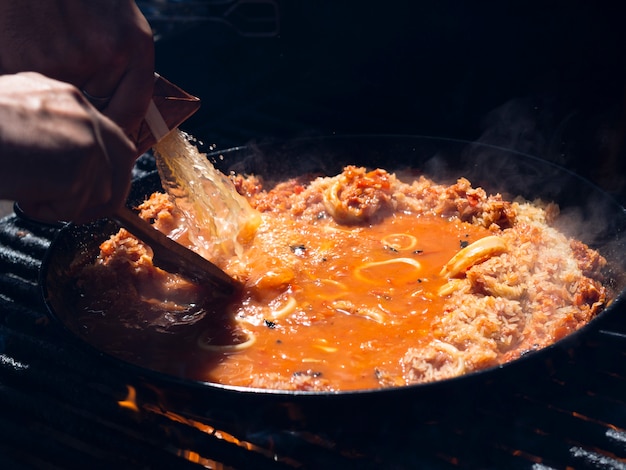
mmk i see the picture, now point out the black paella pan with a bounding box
[39,135,626,432]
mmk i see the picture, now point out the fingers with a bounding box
[66,110,137,224]
[108,1,155,133]
[18,199,92,225]
[0,73,139,224]
[81,89,112,111]
[16,115,136,225]
[77,111,138,223]
[102,60,155,134]
[81,1,155,134]
[81,57,154,135]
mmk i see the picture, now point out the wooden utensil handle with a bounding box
[113,206,240,294]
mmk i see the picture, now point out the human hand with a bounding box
[0,72,137,224]
[0,0,155,135]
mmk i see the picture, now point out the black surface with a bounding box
[1,207,626,469]
[1,1,626,468]
[154,1,626,202]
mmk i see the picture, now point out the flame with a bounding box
[117,385,139,412]
[142,403,295,465]
[144,404,256,448]
[177,450,220,468]
[115,384,300,468]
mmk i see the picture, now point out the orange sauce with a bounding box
[203,213,491,390]
[73,135,608,392]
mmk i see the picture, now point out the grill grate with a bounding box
[0,1,624,466]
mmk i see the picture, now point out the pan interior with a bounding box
[41,135,626,396]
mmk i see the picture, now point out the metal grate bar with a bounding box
[0,321,303,469]
[0,217,53,257]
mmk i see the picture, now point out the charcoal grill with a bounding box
[2,1,626,468]
[2,151,626,469]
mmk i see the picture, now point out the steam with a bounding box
[477,98,552,163]
[469,97,626,289]
[202,102,626,293]
[476,96,626,198]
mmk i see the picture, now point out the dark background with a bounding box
[150,1,626,201]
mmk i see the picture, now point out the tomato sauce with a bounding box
[71,152,607,391]
[202,213,491,390]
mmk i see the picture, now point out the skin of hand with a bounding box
[0,0,155,137]
[0,0,154,223]
[0,72,137,224]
